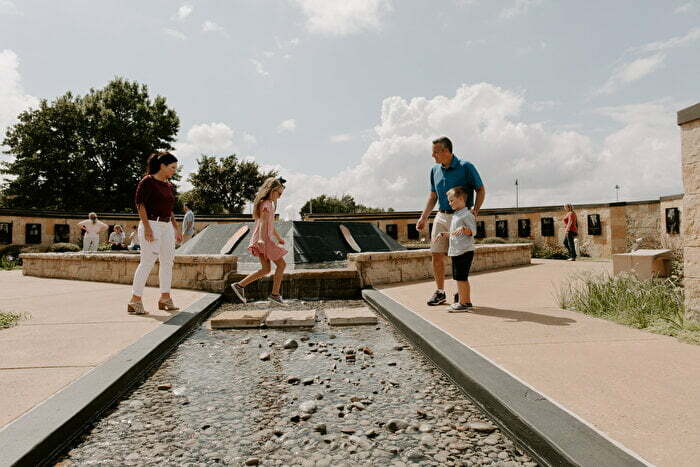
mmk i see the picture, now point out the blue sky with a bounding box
[1,0,698,218]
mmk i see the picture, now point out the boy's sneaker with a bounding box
[427,290,447,306]
[448,302,473,313]
[268,294,287,306]
[230,282,246,303]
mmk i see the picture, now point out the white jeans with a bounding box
[83,233,99,252]
[132,221,175,296]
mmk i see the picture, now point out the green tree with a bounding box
[1,78,179,212]
[187,155,277,214]
[299,194,389,217]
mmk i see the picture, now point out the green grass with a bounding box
[558,272,700,345]
[0,255,21,270]
[0,311,23,329]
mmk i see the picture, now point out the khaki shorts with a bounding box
[430,212,453,254]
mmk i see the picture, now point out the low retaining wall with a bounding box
[225,268,361,301]
[348,244,532,286]
[20,253,237,292]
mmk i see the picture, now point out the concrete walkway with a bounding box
[0,270,206,428]
[378,259,700,467]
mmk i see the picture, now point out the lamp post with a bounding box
[615,184,620,202]
[515,179,519,210]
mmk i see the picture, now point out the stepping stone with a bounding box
[325,307,378,326]
[211,309,269,329]
[266,309,317,328]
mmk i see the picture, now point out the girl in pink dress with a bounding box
[230,177,288,305]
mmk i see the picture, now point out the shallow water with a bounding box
[58,301,537,466]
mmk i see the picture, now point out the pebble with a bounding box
[245,458,260,465]
[283,339,298,349]
[157,384,172,391]
[469,422,497,433]
[259,352,270,361]
[300,401,317,413]
[386,419,408,432]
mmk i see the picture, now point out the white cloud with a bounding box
[499,0,542,20]
[277,119,297,133]
[330,133,352,143]
[176,4,193,20]
[631,26,700,54]
[465,39,486,48]
[261,84,680,220]
[598,53,665,95]
[163,28,187,40]
[292,0,392,36]
[202,20,229,37]
[0,50,38,145]
[175,122,258,189]
[0,0,21,15]
[530,100,561,112]
[674,2,695,14]
[250,59,269,77]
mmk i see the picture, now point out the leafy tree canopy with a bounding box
[299,194,390,217]
[186,155,277,214]
[1,77,179,212]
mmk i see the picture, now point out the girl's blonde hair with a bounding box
[253,177,285,219]
[564,203,573,212]
[89,212,97,224]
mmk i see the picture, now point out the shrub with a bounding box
[49,242,81,253]
[20,245,49,254]
[478,237,506,244]
[532,242,568,259]
[0,255,21,270]
[0,311,23,329]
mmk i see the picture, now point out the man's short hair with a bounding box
[432,136,453,153]
[184,203,190,209]
[447,186,467,200]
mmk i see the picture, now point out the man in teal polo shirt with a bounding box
[416,137,485,305]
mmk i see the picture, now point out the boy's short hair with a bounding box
[447,186,467,200]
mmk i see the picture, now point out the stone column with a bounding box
[679,102,700,321]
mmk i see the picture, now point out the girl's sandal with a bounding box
[158,299,180,311]
[127,301,147,315]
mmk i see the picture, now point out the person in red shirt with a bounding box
[562,203,578,261]
[127,152,182,315]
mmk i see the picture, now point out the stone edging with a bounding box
[348,243,530,262]
[19,253,237,265]
[362,289,651,467]
[0,293,222,467]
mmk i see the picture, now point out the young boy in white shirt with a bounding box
[438,186,477,312]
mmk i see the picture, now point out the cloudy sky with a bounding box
[1,0,698,219]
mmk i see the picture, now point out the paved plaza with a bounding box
[0,270,206,428]
[378,259,700,467]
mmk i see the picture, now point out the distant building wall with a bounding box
[0,209,253,248]
[303,196,684,258]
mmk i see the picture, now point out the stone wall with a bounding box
[680,103,700,321]
[348,244,532,287]
[225,269,362,301]
[20,253,237,292]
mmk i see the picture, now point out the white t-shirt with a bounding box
[109,231,126,244]
[79,219,107,235]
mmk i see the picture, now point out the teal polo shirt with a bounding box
[430,155,483,211]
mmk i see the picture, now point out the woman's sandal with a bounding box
[158,299,180,311]
[127,301,147,315]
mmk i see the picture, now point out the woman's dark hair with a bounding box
[146,151,178,175]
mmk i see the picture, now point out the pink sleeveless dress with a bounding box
[248,200,288,261]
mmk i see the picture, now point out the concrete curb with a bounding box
[363,288,650,467]
[0,293,222,467]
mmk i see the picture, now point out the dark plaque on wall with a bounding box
[665,208,680,234]
[54,224,70,243]
[496,220,508,238]
[26,223,41,244]
[475,221,486,239]
[541,217,554,237]
[407,223,420,240]
[588,214,601,235]
[385,224,398,240]
[0,222,12,244]
[518,219,531,238]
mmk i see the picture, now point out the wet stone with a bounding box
[55,300,536,466]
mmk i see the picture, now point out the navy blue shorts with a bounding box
[451,250,474,281]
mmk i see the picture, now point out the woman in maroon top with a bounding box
[562,203,578,261]
[127,152,182,315]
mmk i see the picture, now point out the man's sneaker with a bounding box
[230,282,246,303]
[427,290,447,306]
[448,302,472,313]
[268,294,286,306]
